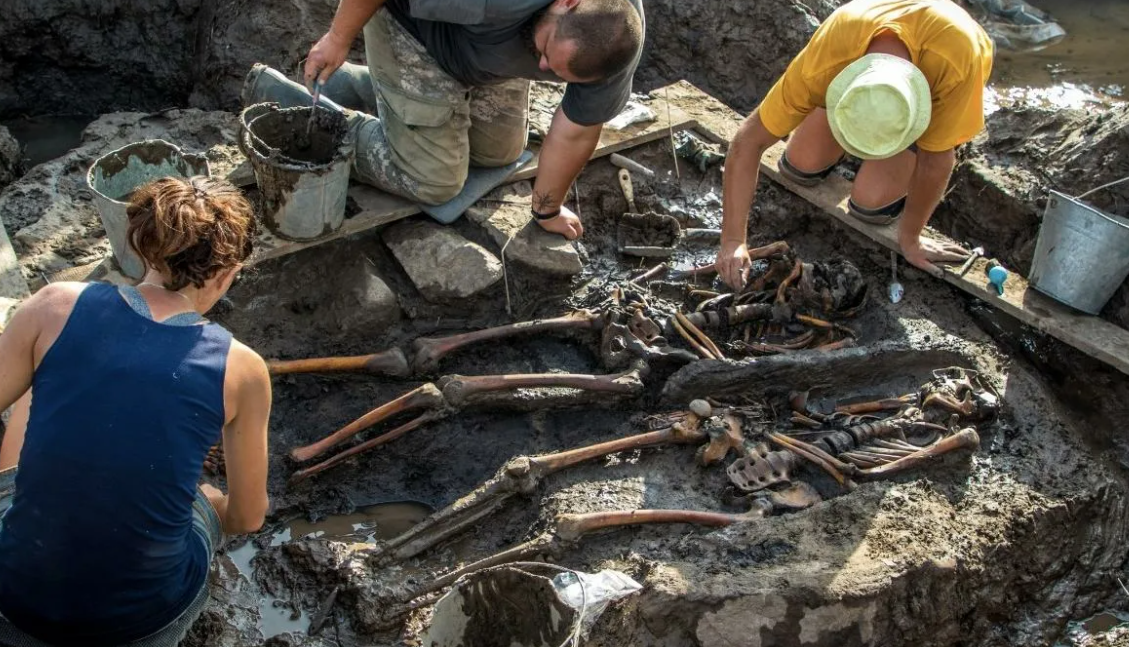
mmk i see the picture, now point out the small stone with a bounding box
[329,258,401,330]
[382,219,502,302]
[689,399,712,417]
[466,181,582,277]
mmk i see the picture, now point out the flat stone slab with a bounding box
[382,219,502,302]
[467,181,582,277]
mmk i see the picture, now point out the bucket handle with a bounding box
[238,103,285,162]
[1075,174,1129,200]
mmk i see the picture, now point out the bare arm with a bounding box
[304,0,387,86]
[0,302,37,470]
[717,110,782,289]
[208,341,272,535]
[532,108,603,240]
[898,148,967,276]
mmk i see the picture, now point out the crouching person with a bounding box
[0,176,271,646]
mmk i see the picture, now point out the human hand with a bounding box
[900,234,969,279]
[717,239,751,290]
[535,204,584,240]
[303,31,351,89]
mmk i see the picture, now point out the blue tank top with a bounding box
[0,283,231,646]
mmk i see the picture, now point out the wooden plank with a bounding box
[251,186,418,265]
[664,80,1129,377]
[252,96,696,263]
[0,219,29,300]
[42,84,698,288]
[511,100,696,182]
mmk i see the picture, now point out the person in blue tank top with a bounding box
[0,175,272,647]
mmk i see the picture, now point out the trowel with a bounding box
[888,251,904,303]
[616,168,682,258]
[298,79,322,149]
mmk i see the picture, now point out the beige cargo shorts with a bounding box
[361,10,530,204]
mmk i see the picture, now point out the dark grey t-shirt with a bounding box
[385,0,645,126]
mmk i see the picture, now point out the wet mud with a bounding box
[0,0,1126,644]
[191,136,1129,646]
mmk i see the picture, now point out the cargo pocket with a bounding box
[379,82,457,128]
[375,81,470,194]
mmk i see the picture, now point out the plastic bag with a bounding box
[551,569,643,640]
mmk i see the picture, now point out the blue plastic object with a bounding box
[987,265,1008,296]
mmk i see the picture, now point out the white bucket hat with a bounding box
[826,53,931,160]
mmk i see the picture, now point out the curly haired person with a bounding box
[0,176,271,647]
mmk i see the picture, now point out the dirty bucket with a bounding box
[239,102,354,242]
[423,562,641,647]
[86,140,210,279]
[1029,190,1129,314]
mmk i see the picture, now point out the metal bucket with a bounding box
[1029,190,1129,314]
[86,140,210,279]
[239,102,354,242]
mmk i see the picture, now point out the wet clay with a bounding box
[246,107,347,169]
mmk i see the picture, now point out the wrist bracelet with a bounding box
[531,207,561,221]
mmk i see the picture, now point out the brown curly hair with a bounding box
[126,176,256,291]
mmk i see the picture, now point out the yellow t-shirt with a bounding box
[758,0,994,152]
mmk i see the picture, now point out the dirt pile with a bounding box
[638,0,840,112]
[0,0,347,119]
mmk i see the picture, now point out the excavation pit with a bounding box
[167,135,1125,647]
[0,2,1127,641]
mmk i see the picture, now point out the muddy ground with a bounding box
[171,138,1125,647]
[0,0,1128,645]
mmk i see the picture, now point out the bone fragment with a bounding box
[267,348,410,377]
[289,384,445,463]
[290,410,446,482]
[369,414,711,565]
[411,310,601,374]
[438,364,645,407]
[670,314,715,359]
[675,310,726,360]
[859,428,980,476]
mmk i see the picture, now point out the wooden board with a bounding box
[663,80,1129,377]
[42,87,697,288]
[0,220,29,299]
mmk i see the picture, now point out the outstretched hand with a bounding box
[535,205,584,240]
[304,31,351,89]
[717,239,751,290]
[901,235,969,279]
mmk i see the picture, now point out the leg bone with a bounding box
[411,310,601,374]
[267,348,410,377]
[289,384,445,463]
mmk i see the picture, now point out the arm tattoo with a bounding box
[532,190,555,213]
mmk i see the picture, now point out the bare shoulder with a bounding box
[226,338,270,385]
[14,282,89,326]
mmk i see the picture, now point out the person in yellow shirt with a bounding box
[716,0,994,287]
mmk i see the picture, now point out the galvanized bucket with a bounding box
[1029,190,1129,314]
[239,102,354,242]
[86,140,210,279]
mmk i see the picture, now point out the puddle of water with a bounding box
[275,500,433,546]
[991,0,1129,106]
[224,501,434,639]
[0,115,96,167]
